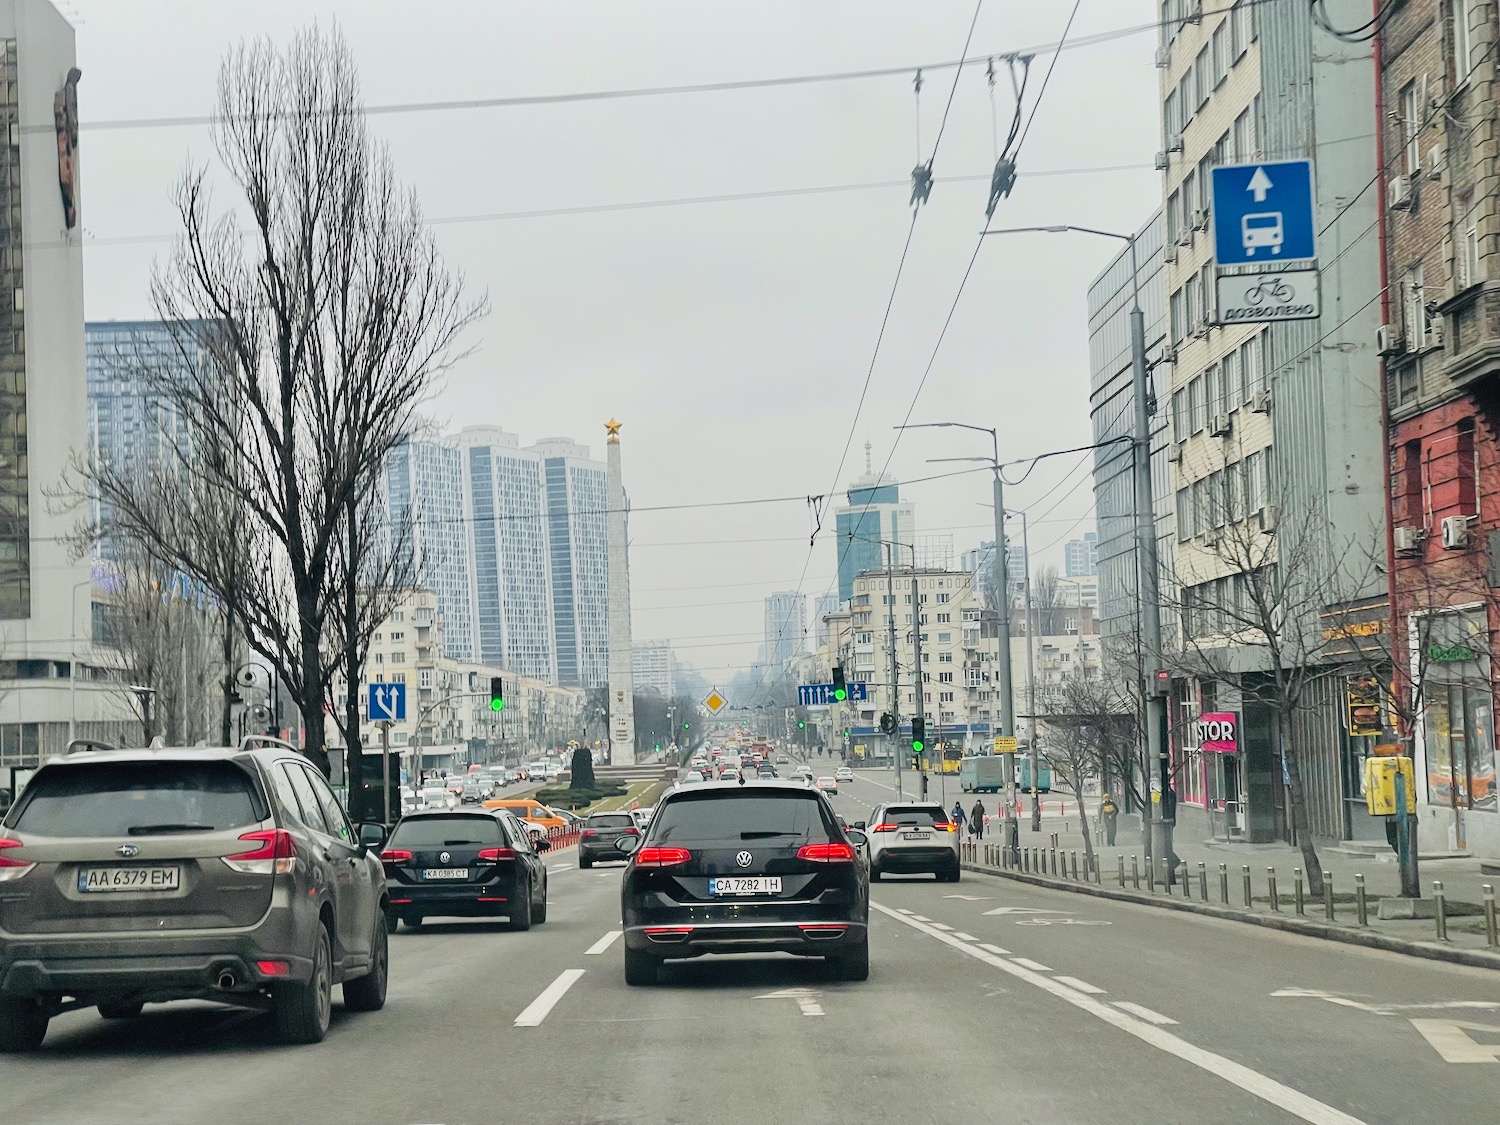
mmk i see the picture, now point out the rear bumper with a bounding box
[872,847,959,872]
[578,841,631,861]
[387,879,517,915]
[623,919,868,959]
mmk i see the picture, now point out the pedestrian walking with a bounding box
[970,798,986,840]
[951,801,967,833]
[1099,791,1119,846]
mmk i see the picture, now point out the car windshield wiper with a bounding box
[127,823,214,835]
[740,830,796,838]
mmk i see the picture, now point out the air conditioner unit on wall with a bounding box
[1393,526,1423,553]
[1155,45,1171,68]
[1251,390,1272,414]
[1192,208,1210,231]
[1388,174,1413,210]
[1441,515,1471,550]
[1210,412,1232,436]
[1155,151,1170,171]
[1376,324,1405,356]
[1167,442,1183,463]
[1169,132,1185,153]
[1259,505,1279,533]
[1163,243,1179,264]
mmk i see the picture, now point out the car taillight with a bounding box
[476,847,515,862]
[872,823,899,832]
[797,842,855,863]
[380,848,414,863]
[633,846,691,868]
[222,828,297,875]
[580,829,598,839]
[937,823,957,832]
[0,838,33,881]
[623,826,640,836]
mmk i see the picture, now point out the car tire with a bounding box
[509,885,533,931]
[624,946,659,986]
[272,924,332,1045]
[533,879,549,924]
[579,855,592,869]
[97,1001,144,1020]
[939,863,961,883]
[831,939,870,982]
[342,912,389,1012]
[0,997,48,1052]
[402,914,423,931]
[869,864,882,882]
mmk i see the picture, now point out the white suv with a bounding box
[856,802,960,882]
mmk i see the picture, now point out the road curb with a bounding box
[961,859,1500,972]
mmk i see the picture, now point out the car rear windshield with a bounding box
[7,761,264,837]
[389,815,504,847]
[650,792,833,843]
[587,813,634,828]
[882,805,952,828]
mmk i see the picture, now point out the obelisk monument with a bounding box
[604,419,637,765]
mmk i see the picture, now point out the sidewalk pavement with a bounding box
[992,808,1500,955]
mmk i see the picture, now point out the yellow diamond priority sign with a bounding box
[703,689,729,716]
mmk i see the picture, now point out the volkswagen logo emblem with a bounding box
[115,844,139,858]
[439,851,451,864]
[735,851,753,868]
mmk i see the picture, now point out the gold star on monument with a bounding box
[605,418,622,442]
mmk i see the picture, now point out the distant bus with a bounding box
[939,747,963,775]
[1017,756,1052,794]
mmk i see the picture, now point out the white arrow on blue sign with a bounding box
[1210,159,1316,266]
[367,682,406,722]
[798,682,869,707]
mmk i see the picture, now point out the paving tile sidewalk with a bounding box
[979,807,1500,955]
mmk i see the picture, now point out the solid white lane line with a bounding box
[978,943,1013,956]
[1055,976,1106,995]
[584,931,622,956]
[871,903,1363,1125]
[514,969,586,1027]
[929,922,955,931]
[953,931,978,941]
[1012,957,1053,972]
[1112,1001,1178,1025]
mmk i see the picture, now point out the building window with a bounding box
[1459,202,1481,288]
[940,691,955,703]
[1457,417,1477,515]
[936,612,951,624]
[1212,21,1228,85]
[1232,109,1251,161]
[1453,0,1473,83]
[1401,81,1421,175]
[1404,264,1426,348]
[391,652,405,664]
[1240,335,1261,399]
[939,672,954,684]
[938,652,953,664]
[1189,376,1205,433]
[938,632,952,642]
[1177,489,1190,541]
[389,631,403,641]
[1195,48,1210,108]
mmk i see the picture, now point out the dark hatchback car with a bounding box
[380,810,549,931]
[578,812,639,868]
[0,739,389,1052]
[619,780,869,985]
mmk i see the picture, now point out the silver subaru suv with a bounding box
[0,737,391,1051]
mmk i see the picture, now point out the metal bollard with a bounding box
[1131,855,1141,890]
[1294,868,1304,915]
[1267,868,1279,912]
[1118,855,1126,888]
[1147,856,1157,893]
[1435,880,1448,942]
[1160,857,1171,891]
[1218,862,1229,904]
[1199,862,1208,901]
[1051,848,1059,877]
[1484,884,1497,948]
[1324,872,1335,923]
[1355,873,1368,927]
[1022,848,1030,873]
[1242,864,1252,909]
[1070,851,1079,881]
[1180,864,1191,899]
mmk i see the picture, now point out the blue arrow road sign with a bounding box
[799,682,869,707]
[367,682,407,722]
[1210,159,1316,266]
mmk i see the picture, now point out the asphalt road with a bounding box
[7,762,1500,1125]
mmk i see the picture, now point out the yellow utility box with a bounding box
[1364,755,1416,815]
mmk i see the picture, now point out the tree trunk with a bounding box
[299,604,329,777]
[341,501,364,821]
[1076,792,1095,872]
[1280,709,1325,895]
[219,603,236,747]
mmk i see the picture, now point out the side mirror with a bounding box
[534,838,552,852]
[357,821,388,849]
[846,830,868,847]
[852,820,866,830]
[616,834,641,854]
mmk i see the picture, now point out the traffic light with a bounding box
[831,665,848,702]
[911,716,926,754]
[489,677,505,711]
[682,722,691,730]
[797,720,805,729]
[879,712,895,734]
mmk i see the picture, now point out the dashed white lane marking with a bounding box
[584,931,622,955]
[953,931,978,942]
[872,904,1363,1125]
[1056,976,1106,995]
[514,969,586,1027]
[1112,1001,1178,1025]
[898,908,915,915]
[912,914,933,922]
[929,922,954,931]
[978,943,1012,956]
[1011,957,1052,972]
[549,865,568,873]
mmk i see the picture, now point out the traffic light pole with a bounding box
[886,546,903,798]
[910,565,928,800]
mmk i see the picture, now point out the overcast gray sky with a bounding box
[72,0,1161,684]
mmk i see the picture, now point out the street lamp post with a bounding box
[982,223,1170,870]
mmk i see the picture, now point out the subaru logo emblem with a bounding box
[735,851,753,868]
[115,844,139,858]
[439,851,451,864]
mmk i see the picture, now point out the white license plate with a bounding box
[421,868,469,880]
[902,832,931,841]
[708,876,782,896]
[77,865,181,893]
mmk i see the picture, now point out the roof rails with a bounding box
[65,738,119,754]
[239,734,299,753]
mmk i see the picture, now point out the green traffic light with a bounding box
[490,698,505,712]
[833,687,847,701]
[797,721,805,729]
[912,739,925,753]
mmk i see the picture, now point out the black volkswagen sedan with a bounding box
[618,780,869,985]
[380,810,549,931]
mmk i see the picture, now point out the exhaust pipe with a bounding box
[215,970,238,991]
